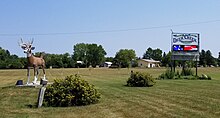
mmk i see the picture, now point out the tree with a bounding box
[161,52,172,67]
[86,44,106,67]
[143,47,153,59]
[44,54,63,68]
[205,50,216,66]
[73,43,106,67]
[199,50,206,67]
[199,50,217,67]
[114,49,136,68]
[0,47,10,61]
[62,53,72,68]
[0,47,24,69]
[218,52,220,66]
[73,43,88,66]
[143,47,162,61]
[152,48,163,61]
[105,57,114,62]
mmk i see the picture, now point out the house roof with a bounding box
[76,61,83,64]
[104,62,112,65]
[139,59,160,63]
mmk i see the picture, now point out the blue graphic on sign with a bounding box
[173,45,183,51]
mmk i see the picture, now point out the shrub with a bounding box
[198,74,212,80]
[43,74,101,107]
[174,70,182,79]
[158,69,175,80]
[127,71,155,87]
[158,69,212,80]
[181,68,194,76]
[182,75,198,80]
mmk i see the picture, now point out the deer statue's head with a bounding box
[19,38,35,57]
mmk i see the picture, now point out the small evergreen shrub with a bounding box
[127,71,155,87]
[174,71,182,79]
[157,69,175,79]
[181,68,194,76]
[43,74,101,107]
[198,74,212,80]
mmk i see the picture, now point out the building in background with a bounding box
[137,59,160,68]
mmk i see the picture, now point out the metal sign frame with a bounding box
[171,32,200,61]
[170,32,200,76]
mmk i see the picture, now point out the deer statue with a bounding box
[19,39,46,85]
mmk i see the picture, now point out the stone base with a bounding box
[16,80,53,88]
[16,81,41,87]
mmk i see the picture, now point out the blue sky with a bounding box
[0,0,220,57]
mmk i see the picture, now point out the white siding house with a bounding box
[137,59,160,68]
[103,62,112,67]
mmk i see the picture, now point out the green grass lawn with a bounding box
[0,67,220,118]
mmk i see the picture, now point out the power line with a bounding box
[0,19,220,36]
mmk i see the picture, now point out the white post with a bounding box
[37,86,46,108]
[27,67,30,85]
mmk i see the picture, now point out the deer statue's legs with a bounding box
[42,66,46,80]
[33,66,38,84]
[27,67,30,84]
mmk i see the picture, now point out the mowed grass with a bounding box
[0,67,220,118]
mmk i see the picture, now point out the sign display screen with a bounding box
[173,45,198,51]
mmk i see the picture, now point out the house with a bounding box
[76,61,83,64]
[100,62,112,67]
[137,59,160,68]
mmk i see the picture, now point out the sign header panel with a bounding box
[172,33,199,46]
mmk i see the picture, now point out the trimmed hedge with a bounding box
[43,74,101,107]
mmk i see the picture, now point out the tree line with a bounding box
[0,44,219,69]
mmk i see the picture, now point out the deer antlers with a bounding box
[18,38,34,48]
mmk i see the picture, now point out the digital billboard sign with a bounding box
[172,33,199,52]
[171,32,200,61]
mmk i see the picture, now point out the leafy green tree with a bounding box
[105,57,114,62]
[161,52,172,67]
[73,43,88,66]
[218,52,220,66]
[205,50,216,66]
[143,47,162,61]
[86,44,106,67]
[143,47,153,59]
[44,54,63,68]
[0,47,10,61]
[62,53,72,68]
[73,43,106,67]
[114,49,136,68]
[152,48,163,61]
[199,50,217,67]
[43,52,73,68]
[19,57,27,68]
[0,47,24,69]
[199,50,206,67]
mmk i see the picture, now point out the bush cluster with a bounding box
[157,69,212,80]
[198,74,212,80]
[181,68,194,76]
[127,71,155,87]
[43,74,101,107]
[158,69,175,79]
